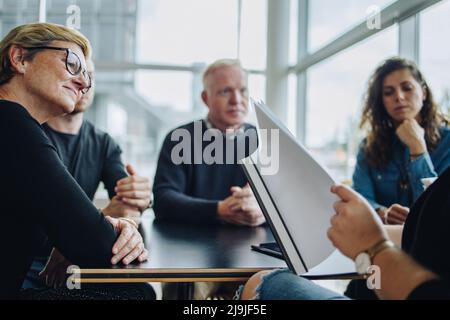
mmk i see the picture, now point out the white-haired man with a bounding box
[153,59,264,227]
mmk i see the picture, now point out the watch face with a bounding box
[355,252,371,275]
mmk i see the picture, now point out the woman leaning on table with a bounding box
[0,22,147,299]
[352,57,450,226]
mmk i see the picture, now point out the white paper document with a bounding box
[242,101,355,276]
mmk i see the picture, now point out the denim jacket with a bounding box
[352,127,450,210]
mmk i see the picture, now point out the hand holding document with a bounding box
[242,100,355,277]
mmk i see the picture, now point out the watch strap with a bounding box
[367,239,395,260]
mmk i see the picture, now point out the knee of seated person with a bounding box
[241,270,271,300]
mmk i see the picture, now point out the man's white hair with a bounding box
[202,59,247,89]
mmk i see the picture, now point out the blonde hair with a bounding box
[202,59,246,89]
[0,22,91,85]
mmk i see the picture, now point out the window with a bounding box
[0,0,39,37]
[248,74,266,102]
[306,26,398,181]
[308,0,394,52]
[420,0,450,115]
[239,0,267,70]
[136,0,238,65]
[135,70,194,112]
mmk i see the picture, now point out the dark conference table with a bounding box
[78,213,287,286]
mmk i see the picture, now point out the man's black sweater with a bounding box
[153,120,257,224]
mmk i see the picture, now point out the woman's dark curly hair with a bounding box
[360,57,449,169]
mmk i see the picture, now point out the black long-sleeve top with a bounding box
[153,120,257,224]
[347,160,450,300]
[29,122,127,259]
[403,165,450,299]
[0,100,117,298]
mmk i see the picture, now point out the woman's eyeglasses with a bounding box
[24,46,91,94]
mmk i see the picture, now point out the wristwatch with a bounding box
[354,239,395,275]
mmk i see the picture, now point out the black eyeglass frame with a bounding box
[23,46,91,94]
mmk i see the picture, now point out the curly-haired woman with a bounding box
[352,57,450,225]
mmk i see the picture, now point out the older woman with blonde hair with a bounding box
[0,23,147,299]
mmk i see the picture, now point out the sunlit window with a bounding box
[239,0,267,71]
[308,0,394,52]
[420,0,450,115]
[306,26,398,181]
[136,0,238,65]
[0,0,39,37]
[135,70,194,113]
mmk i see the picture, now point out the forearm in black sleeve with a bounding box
[154,188,219,223]
[22,142,118,267]
[407,279,450,300]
